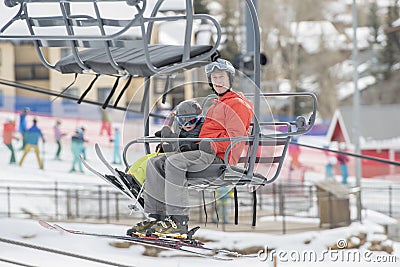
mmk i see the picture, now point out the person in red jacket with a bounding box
[127,59,254,237]
[3,118,18,164]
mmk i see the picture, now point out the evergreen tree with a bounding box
[193,0,210,14]
[218,0,240,62]
[380,4,400,79]
[193,0,239,61]
[367,1,380,44]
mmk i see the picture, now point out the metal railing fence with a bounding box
[1,181,399,232]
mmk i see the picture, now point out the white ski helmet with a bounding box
[205,58,235,89]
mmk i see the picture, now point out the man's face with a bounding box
[210,71,230,95]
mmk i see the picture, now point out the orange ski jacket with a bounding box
[199,91,254,165]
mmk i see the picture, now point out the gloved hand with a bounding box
[154,126,178,138]
[154,130,162,137]
[179,143,199,152]
[156,143,173,153]
[155,143,164,153]
[199,140,215,155]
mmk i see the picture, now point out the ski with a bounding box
[94,144,143,201]
[38,221,242,260]
[39,220,58,231]
[81,144,144,210]
[80,156,133,200]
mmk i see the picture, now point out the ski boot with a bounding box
[146,215,189,239]
[126,214,163,236]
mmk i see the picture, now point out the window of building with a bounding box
[15,63,49,80]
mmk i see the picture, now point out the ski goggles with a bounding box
[205,59,233,75]
[176,115,201,127]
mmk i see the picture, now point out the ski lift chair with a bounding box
[1,0,221,80]
[122,92,317,225]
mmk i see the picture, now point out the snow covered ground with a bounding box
[0,216,399,266]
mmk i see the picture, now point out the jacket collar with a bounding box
[218,90,244,102]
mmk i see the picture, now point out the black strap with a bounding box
[102,76,120,109]
[234,187,238,225]
[78,74,99,104]
[161,75,171,104]
[213,191,219,228]
[52,73,78,102]
[114,75,132,108]
[202,191,208,227]
[252,189,257,226]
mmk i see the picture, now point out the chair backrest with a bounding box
[196,92,317,186]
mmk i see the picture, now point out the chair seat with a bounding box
[186,164,226,179]
[55,44,217,76]
[186,163,266,187]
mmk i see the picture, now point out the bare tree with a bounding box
[259,0,333,117]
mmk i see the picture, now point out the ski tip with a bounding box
[38,220,50,228]
[38,220,58,231]
[188,226,200,233]
[94,143,101,151]
[94,143,108,162]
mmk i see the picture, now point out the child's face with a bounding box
[182,123,196,131]
[177,115,199,131]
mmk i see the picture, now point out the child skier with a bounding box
[19,118,45,169]
[3,118,18,164]
[70,128,85,173]
[111,127,122,164]
[126,99,204,236]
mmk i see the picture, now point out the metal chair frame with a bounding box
[1,0,221,75]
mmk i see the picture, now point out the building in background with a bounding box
[327,105,400,178]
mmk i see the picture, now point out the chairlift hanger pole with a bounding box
[243,0,261,179]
